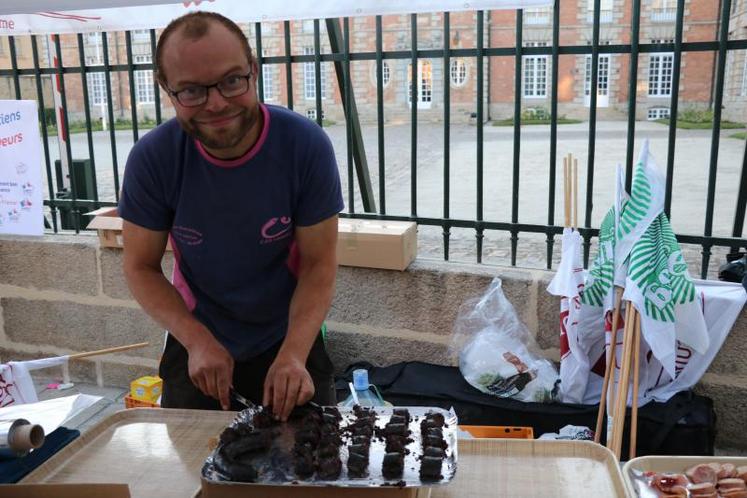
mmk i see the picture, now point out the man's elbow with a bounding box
[123,257,163,286]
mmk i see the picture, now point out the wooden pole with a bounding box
[629,311,642,460]
[68,342,149,360]
[563,157,570,228]
[573,157,579,229]
[594,287,623,444]
[606,302,629,450]
[610,303,635,457]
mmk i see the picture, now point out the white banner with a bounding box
[0,100,44,237]
[578,279,745,407]
[547,228,590,403]
[0,356,69,406]
[0,0,552,35]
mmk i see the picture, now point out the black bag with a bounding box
[336,361,716,456]
[718,252,747,291]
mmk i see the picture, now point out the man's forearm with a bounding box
[124,265,209,350]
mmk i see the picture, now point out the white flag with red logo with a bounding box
[0,356,69,407]
[547,228,592,403]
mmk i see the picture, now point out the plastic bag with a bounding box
[450,278,559,403]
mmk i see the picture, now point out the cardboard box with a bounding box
[337,219,417,271]
[86,210,417,270]
[85,207,172,251]
[129,375,163,402]
[0,484,131,498]
[85,207,124,248]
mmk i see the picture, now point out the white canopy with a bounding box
[0,0,551,35]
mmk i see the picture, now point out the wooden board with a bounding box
[428,438,627,498]
[21,408,235,498]
[623,455,747,497]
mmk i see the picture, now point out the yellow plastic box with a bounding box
[459,424,534,439]
[129,376,162,403]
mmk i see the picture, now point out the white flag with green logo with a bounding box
[623,212,709,377]
[581,164,629,312]
[617,142,709,377]
[614,141,666,275]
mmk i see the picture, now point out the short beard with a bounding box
[179,105,258,154]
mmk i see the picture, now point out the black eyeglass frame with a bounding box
[166,71,254,107]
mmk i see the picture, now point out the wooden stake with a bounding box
[573,158,579,229]
[68,342,150,360]
[610,303,636,457]
[594,287,623,444]
[563,157,570,228]
[629,311,642,460]
[606,302,630,450]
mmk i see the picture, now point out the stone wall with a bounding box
[0,234,745,449]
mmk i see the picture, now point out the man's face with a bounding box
[160,23,260,158]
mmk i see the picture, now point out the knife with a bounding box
[230,387,257,410]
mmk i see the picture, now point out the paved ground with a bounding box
[43,119,746,276]
[35,376,128,434]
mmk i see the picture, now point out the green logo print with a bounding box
[581,207,615,307]
[628,213,696,322]
[617,161,652,240]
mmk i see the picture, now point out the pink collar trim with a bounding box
[195,103,270,168]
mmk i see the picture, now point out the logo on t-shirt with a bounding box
[172,226,204,245]
[260,216,292,244]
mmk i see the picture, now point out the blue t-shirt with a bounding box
[119,104,344,360]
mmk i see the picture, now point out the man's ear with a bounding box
[250,60,260,83]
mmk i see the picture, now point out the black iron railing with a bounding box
[1,1,746,278]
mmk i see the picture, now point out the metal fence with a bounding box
[1,0,746,278]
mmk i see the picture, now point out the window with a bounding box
[303,46,327,100]
[306,108,324,120]
[85,33,105,64]
[302,20,314,33]
[523,42,548,98]
[85,32,101,45]
[131,29,150,42]
[524,7,551,25]
[262,62,275,101]
[647,107,670,120]
[651,0,677,22]
[648,39,674,97]
[585,54,610,97]
[86,58,107,106]
[371,61,392,88]
[450,59,467,87]
[587,0,613,23]
[134,54,154,104]
[407,60,433,108]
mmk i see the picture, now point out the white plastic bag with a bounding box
[451,278,559,403]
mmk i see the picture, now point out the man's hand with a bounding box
[185,331,234,410]
[263,352,315,421]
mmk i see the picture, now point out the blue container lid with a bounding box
[352,369,369,390]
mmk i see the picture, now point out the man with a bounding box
[119,12,343,421]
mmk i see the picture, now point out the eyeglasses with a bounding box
[167,71,253,107]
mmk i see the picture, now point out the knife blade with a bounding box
[230,388,257,410]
